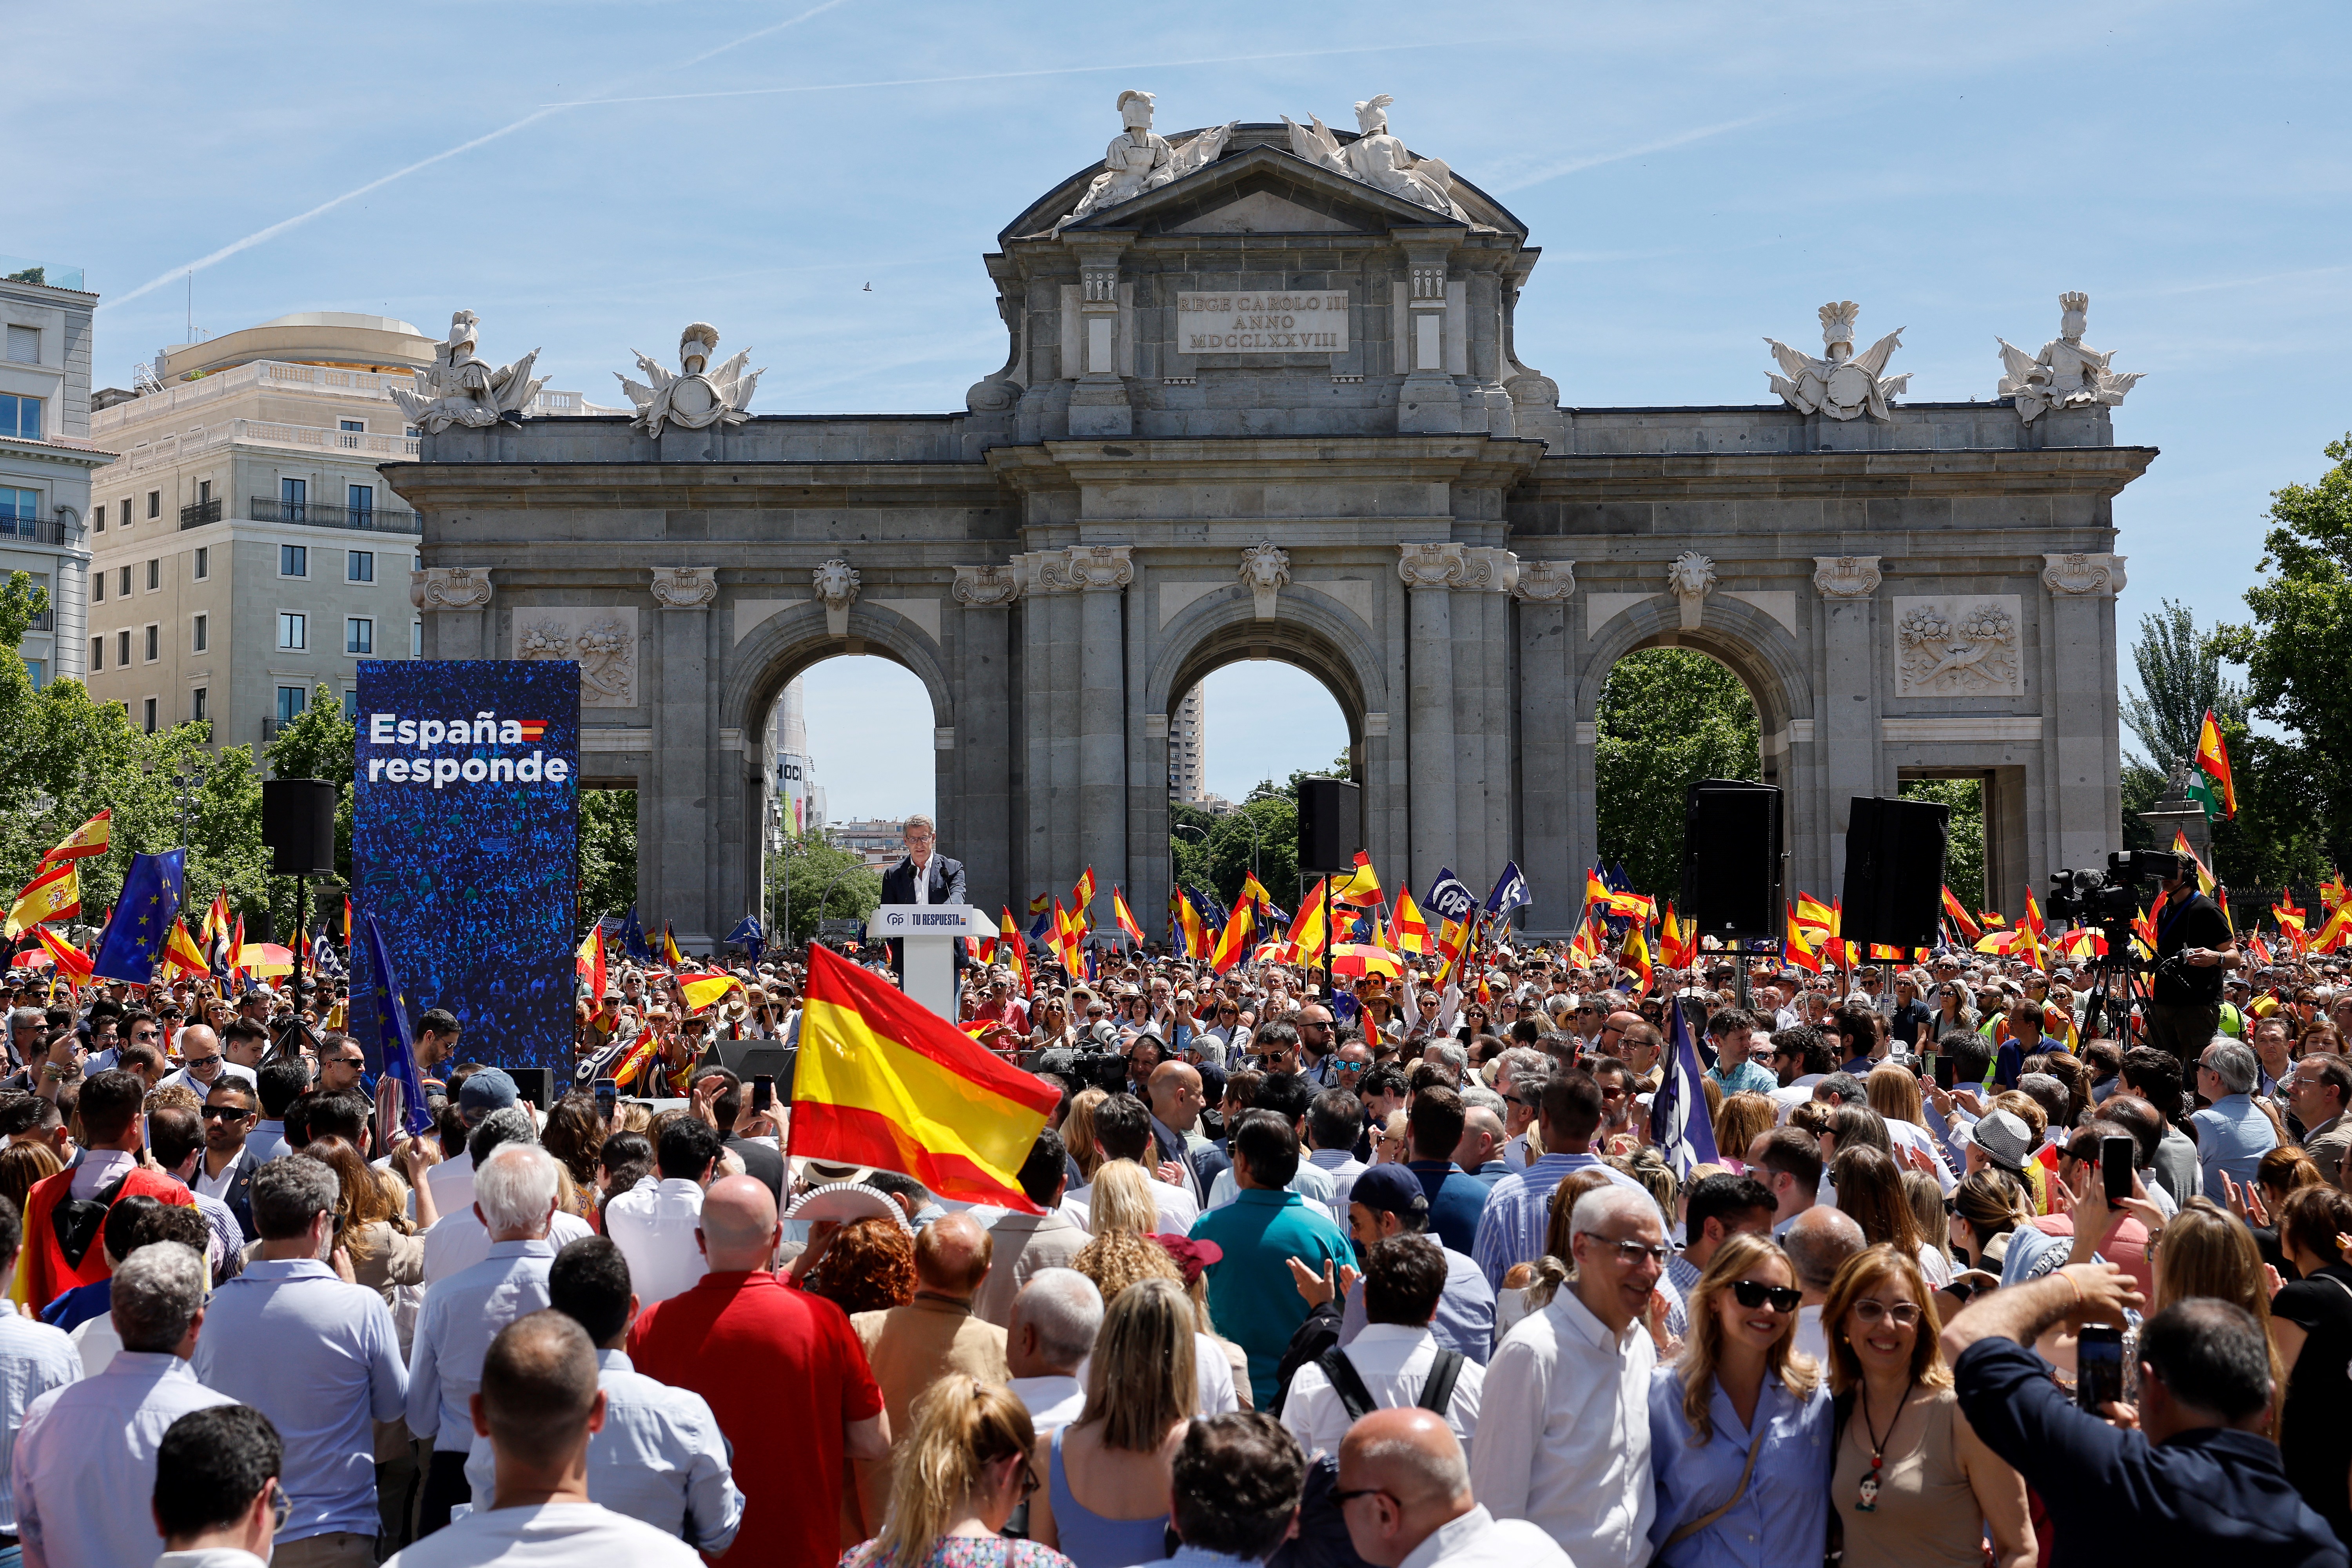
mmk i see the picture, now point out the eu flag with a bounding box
[726,914,765,961]
[352,911,434,1136]
[91,850,185,984]
[615,906,652,963]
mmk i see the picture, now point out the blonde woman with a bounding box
[841,1377,1077,1568]
[1058,1089,1110,1191]
[1865,1065,1952,1190]
[1645,1233,1831,1566]
[2148,1195,2286,1430]
[1085,1160,1160,1238]
[1713,1092,1776,1176]
[1029,1277,1196,1568]
[1820,1245,2032,1568]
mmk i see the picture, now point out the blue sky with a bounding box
[19,1,2349,819]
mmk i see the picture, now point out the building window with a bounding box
[411,619,422,657]
[281,477,307,520]
[339,419,364,433]
[92,504,105,532]
[144,624,158,662]
[346,617,374,654]
[347,549,374,583]
[192,613,207,653]
[197,479,211,505]
[3,325,36,363]
[146,490,160,519]
[23,659,43,688]
[0,394,41,439]
[341,689,360,720]
[0,487,34,539]
[193,546,209,580]
[146,559,160,591]
[91,572,102,604]
[191,687,207,723]
[118,629,131,666]
[118,566,131,597]
[276,686,308,725]
[120,496,132,528]
[281,544,307,578]
[404,426,420,439]
[278,612,307,650]
[142,697,157,733]
[89,636,102,670]
[348,484,373,519]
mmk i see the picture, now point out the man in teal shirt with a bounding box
[1191,1109,1355,1405]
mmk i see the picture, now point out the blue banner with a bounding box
[91,849,185,984]
[351,659,580,1083]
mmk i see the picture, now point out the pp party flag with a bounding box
[1332,851,1384,908]
[676,971,738,1015]
[91,849,185,984]
[2194,710,2238,820]
[1485,862,1532,919]
[575,925,608,1002]
[1393,887,1434,955]
[1112,887,1147,947]
[164,917,211,980]
[38,810,110,866]
[1650,995,1722,1178]
[792,942,1058,1210]
[1940,886,1984,944]
[1423,867,1477,930]
[353,911,434,1138]
[4,862,79,939]
[34,924,94,981]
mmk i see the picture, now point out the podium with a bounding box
[867,904,985,1021]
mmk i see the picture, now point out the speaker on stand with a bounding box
[1840,795,1950,951]
[262,778,338,1000]
[1294,777,1362,985]
[1680,779,1783,942]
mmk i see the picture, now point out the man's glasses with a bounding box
[131,1029,160,1042]
[1851,1298,1923,1328]
[1730,1279,1802,1313]
[184,1055,223,1071]
[200,1104,252,1121]
[1333,1060,1367,1075]
[1584,1236,1670,1266]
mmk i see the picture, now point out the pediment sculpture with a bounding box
[1997,293,2141,422]
[1766,302,1908,421]
[392,312,545,434]
[617,323,763,437]
[1053,91,1238,233]
[1283,94,1466,220]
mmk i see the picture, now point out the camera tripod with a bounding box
[2072,920,2153,1042]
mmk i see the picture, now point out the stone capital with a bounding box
[1067,544,1135,592]
[648,566,718,609]
[2041,552,2127,597]
[410,566,492,611]
[1512,558,1576,603]
[1811,555,1883,599]
[951,563,1024,608]
[1397,541,1471,589]
[1464,546,1520,595]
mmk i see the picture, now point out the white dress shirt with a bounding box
[601,1178,711,1306]
[0,1299,80,1535]
[1792,1304,1827,1370]
[69,1312,121,1377]
[1466,1286,1656,1568]
[1307,1148,1368,1221]
[155,1061,256,1099]
[406,1239,556,1453]
[426,1149,475,1220]
[1399,1503,1573,1568]
[421,1203,593,1287]
[69,1147,138,1200]
[156,1550,271,1568]
[462,1348,742,1553]
[1281,1323,1485,1463]
[192,1259,408,1546]
[15,1352,235,1568]
[1007,1373,1086,1434]
[379,1500,705,1566]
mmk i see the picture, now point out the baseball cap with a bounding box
[1967,1109,2033,1174]
[457,1067,519,1123]
[1149,1234,1224,1285]
[1350,1164,1430,1221]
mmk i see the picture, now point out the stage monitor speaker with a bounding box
[1680,779,1782,940]
[698,1042,798,1100]
[1295,777,1363,875]
[507,1067,556,1114]
[263,778,338,877]
[1840,795,1949,951]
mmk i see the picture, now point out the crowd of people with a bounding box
[3,842,2352,1566]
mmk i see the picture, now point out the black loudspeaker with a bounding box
[1295,777,1363,875]
[1681,779,1782,940]
[508,1067,555,1113]
[263,779,338,876]
[1841,795,1950,950]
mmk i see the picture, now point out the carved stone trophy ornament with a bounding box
[392,312,545,433]
[1766,302,1909,421]
[617,324,764,437]
[1997,293,2142,421]
[1053,91,1237,232]
[1282,94,1466,219]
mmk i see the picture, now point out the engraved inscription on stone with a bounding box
[1176,291,1349,354]
[1891,595,2024,698]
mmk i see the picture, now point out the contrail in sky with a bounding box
[1485,109,1790,194]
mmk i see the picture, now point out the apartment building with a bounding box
[1169,684,1207,803]
[83,310,614,744]
[0,256,103,689]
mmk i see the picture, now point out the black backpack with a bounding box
[1267,1347,1468,1568]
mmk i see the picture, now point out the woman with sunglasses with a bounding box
[1646,1232,1830,1566]
[843,1376,1076,1568]
[1820,1244,2033,1568]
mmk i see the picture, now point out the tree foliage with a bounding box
[764,837,882,946]
[2122,599,2246,773]
[1595,649,1761,899]
[578,789,639,924]
[0,571,50,651]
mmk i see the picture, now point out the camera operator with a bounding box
[2147,853,2238,1070]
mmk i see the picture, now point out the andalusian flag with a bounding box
[2192,710,2238,820]
[38,810,111,866]
[575,925,608,1003]
[1331,852,1383,908]
[1393,888,1434,955]
[4,862,79,939]
[1940,886,1984,944]
[793,943,1058,1210]
[676,970,737,1014]
[164,918,211,980]
[1112,887,1147,948]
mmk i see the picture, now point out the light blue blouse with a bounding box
[1645,1363,1833,1568]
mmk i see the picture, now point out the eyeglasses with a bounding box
[1584,1236,1670,1267]
[200,1104,252,1121]
[131,1029,160,1041]
[1851,1298,1923,1328]
[1331,1484,1392,1508]
[1334,1060,1367,1075]
[1730,1279,1802,1313]
[183,1055,223,1071]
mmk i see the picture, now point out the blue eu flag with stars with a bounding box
[354,911,434,1136]
[91,849,185,984]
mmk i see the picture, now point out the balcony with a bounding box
[110,416,422,475]
[0,512,68,547]
[180,499,223,527]
[0,256,87,293]
[245,497,422,535]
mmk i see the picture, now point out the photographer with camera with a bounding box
[2147,854,2238,1070]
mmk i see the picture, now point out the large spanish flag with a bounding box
[793,944,1057,1210]
[39,810,111,866]
[4,862,79,939]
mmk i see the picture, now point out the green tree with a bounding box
[1594,649,1761,898]
[1898,778,1986,913]
[764,837,883,947]
[2122,599,2247,773]
[0,571,50,650]
[578,789,639,924]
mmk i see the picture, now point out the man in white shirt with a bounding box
[15,1242,234,1568]
[0,1195,80,1548]
[386,1310,703,1566]
[152,1403,285,1568]
[154,1023,256,1099]
[1782,1205,1866,1368]
[1284,1235,1484,1463]
[1305,1087,1370,1220]
[1004,1269,1100,1434]
[1059,1094,1201,1236]
[1466,1185,1662,1568]
[602,1119,720,1306]
[1339,1407,1572,1568]
[421,1109,593,1286]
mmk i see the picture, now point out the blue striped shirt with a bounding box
[1471,1151,1651,1289]
[0,1301,81,1534]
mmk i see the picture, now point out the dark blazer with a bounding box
[879,853,969,974]
[209,1147,263,1243]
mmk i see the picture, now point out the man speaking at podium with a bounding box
[879,815,967,983]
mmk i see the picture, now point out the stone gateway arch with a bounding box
[390,100,2150,949]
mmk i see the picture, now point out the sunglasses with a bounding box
[200,1104,252,1121]
[1851,1298,1923,1328]
[1731,1279,1802,1314]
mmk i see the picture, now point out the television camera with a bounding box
[2044,849,2194,1036]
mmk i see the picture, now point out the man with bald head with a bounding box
[629,1175,889,1565]
[1339,1408,1572,1568]
[1781,1203,1866,1368]
[851,1212,1009,1439]
[1148,1059,1216,1203]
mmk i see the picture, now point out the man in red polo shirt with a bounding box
[628,1174,889,1567]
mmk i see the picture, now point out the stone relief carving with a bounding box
[1463,547,1520,595]
[813,559,862,635]
[616,323,764,437]
[951,564,1024,608]
[1053,92,1237,232]
[1397,541,1472,589]
[1766,302,1909,421]
[1812,555,1883,599]
[1512,559,1576,603]
[1238,542,1291,619]
[1066,545,1136,591]
[410,566,493,610]
[1283,94,1466,220]
[2041,553,2128,596]
[1998,294,2141,422]
[512,607,639,707]
[648,567,719,610]
[391,312,544,434]
[1666,551,1718,630]
[1894,596,2025,697]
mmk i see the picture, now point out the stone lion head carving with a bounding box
[812,559,861,607]
[1666,551,1718,600]
[1239,542,1292,591]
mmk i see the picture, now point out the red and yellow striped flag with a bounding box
[999,907,1030,993]
[1112,887,1147,947]
[4,862,79,939]
[676,971,738,1014]
[39,810,110,866]
[1210,899,1256,975]
[792,944,1058,1210]
[1392,888,1433,955]
[164,918,211,979]
[34,925,93,979]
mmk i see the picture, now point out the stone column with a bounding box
[648,567,718,948]
[410,568,494,660]
[1813,556,1884,892]
[1072,546,1133,924]
[2042,553,2129,877]
[1514,561,1576,931]
[1400,543,1467,890]
[952,566,1022,915]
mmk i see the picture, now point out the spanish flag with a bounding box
[575,925,607,1003]
[164,918,211,979]
[999,907,1030,993]
[1112,887,1147,947]
[1331,851,1383,909]
[2194,710,2238,820]
[1070,869,1097,926]
[4,862,79,939]
[34,925,93,980]
[793,944,1058,1210]
[662,923,686,969]
[1622,922,1654,996]
[1940,886,1984,944]
[677,970,737,1014]
[1051,898,1083,975]
[1793,893,1835,941]
[2316,900,2352,955]
[1210,899,1256,974]
[39,810,110,866]
[1393,888,1433,955]
[1280,879,1329,966]
[203,889,231,946]
[1174,888,1210,961]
